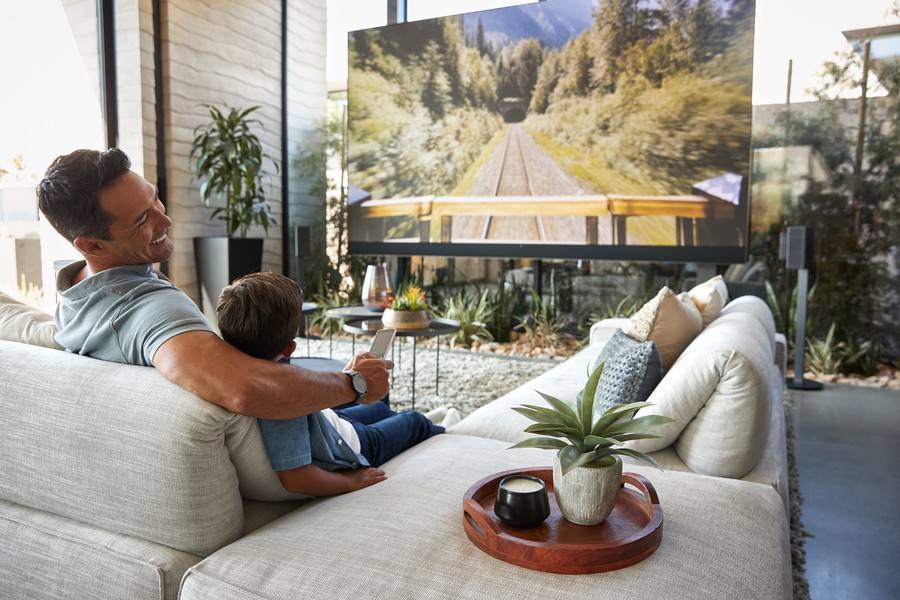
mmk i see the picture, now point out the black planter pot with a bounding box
[193,236,264,325]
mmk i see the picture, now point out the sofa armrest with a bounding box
[774,333,787,380]
[589,317,629,346]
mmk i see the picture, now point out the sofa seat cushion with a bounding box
[180,434,791,600]
[0,291,62,350]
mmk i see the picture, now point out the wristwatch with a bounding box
[344,370,367,405]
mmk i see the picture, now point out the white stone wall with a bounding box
[114,0,156,176]
[159,0,326,301]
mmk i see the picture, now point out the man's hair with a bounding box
[216,272,304,360]
[36,148,131,243]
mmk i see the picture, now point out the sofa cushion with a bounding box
[626,308,774,478]
[590,329,664,412]
[0,498,200,600]
[622,287,701,371]
[0,291,63,350]
[451,344,606,444]
[720,295,777,357]
[687,275,730,327]
[180,434,791,600]
[0,340,278,557]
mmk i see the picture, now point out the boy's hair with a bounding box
[216,272,304,360]
[36,148,131,243]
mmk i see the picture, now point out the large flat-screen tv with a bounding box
[347,0,755,263]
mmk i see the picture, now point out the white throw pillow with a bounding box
[0,292,63,350]
[626,308,773,479]
[687,274,730,327]
[622,286,702,371]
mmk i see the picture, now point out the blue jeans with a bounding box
[335,401,443,467]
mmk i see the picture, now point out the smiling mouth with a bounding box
[150,232,168,246]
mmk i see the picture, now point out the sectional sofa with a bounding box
[0,279,792,599]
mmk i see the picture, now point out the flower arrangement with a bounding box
[390,286,429,311]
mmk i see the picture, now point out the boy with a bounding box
[216,272,455,497]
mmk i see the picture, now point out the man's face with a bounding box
[94,171,174,266]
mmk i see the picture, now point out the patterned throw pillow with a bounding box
[589,329,664,414]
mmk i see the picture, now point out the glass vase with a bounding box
[362,263,393,310]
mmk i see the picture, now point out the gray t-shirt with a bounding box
[55,260,214,366]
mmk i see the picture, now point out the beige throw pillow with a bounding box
[0,292,63,350]
[622,286,702,371]
[688,274,730,327]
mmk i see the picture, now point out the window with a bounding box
[0,0,105,308]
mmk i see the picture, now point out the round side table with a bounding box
[323,306,385,358]
[342,317,461,409]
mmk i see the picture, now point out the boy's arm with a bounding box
[277,464,387,497]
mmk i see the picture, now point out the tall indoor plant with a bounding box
[190,104,279,322]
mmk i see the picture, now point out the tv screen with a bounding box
[347,0,755,263]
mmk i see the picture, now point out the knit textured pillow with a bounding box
[590,329,664,414]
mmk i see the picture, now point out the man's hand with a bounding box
[344,352,393,404]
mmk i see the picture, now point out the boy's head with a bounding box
[216,272,304,360]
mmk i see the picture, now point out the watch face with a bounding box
[351,371,367,395]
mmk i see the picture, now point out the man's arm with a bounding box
[277,464,387,497]
[152,330,392,419]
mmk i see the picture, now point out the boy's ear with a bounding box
[280,339,297,358]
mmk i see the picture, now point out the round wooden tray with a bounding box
[462,467,663,574]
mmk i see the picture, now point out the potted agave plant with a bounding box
[382,285,430,330]
[510,361,673,526]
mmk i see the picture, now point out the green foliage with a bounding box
[589,295,646,324]
[765,279,816,361]
[752,42,900,366]
[390,286,428,311]
[804,322,844,375]
[295,117,371,298]
[190,105,278,238]
[488,276,530,343]
[305,292,351,336]
[509,361,674,475]
[841,337,882,377]
[348,20,503,206]
[436,288,495,348]
[515,273,569,349]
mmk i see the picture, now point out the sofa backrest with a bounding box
[0,340,293,557]
[625,295,777,479]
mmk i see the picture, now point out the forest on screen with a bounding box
[348,0,754,239]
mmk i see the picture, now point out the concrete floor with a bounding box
[792,383,900,600]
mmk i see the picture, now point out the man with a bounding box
[36,148,390,419]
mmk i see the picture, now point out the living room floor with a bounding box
[792,384,900,600]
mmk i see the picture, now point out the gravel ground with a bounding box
[293,336,559,417]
